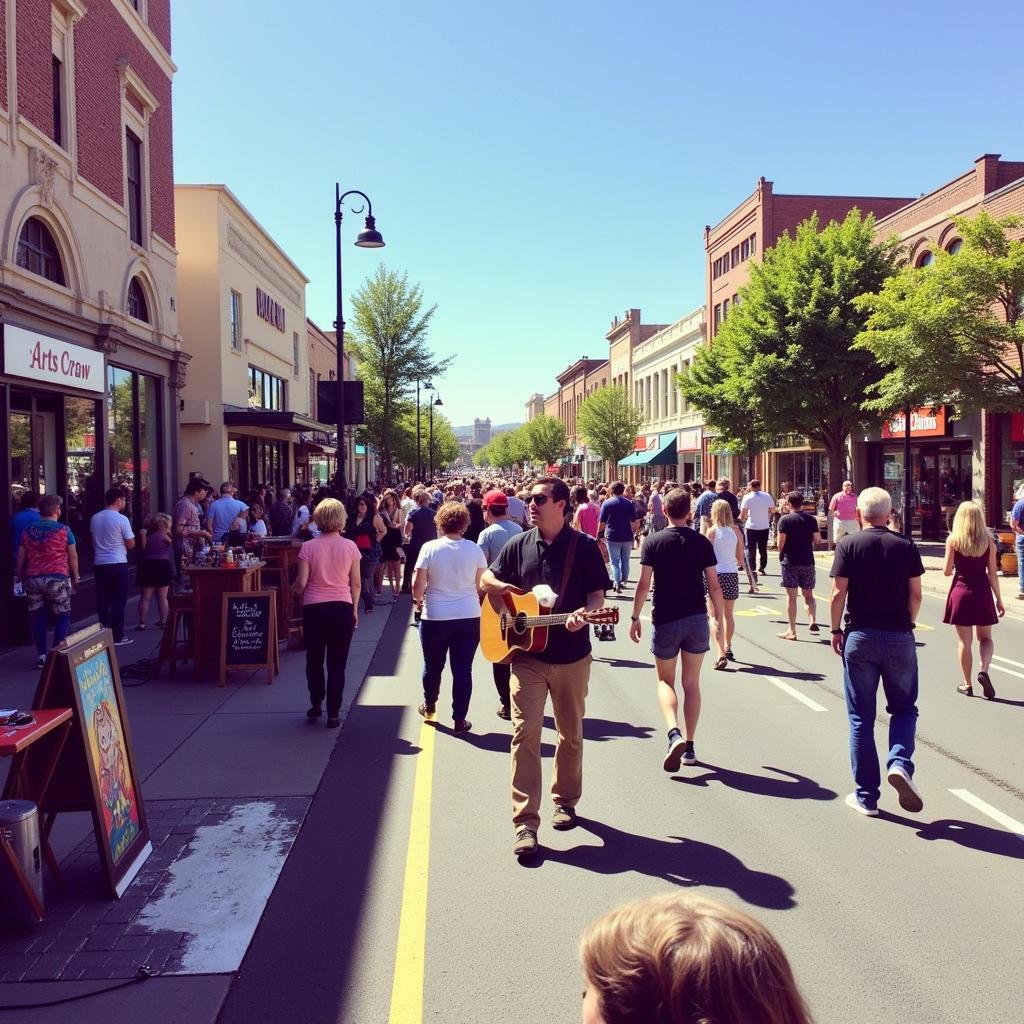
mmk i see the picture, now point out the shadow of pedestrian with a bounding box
[535,816,797,909]
[985,694,1024,708]
[447,727,554,757]
[673,763,837,801]
[593,656,652,669]
[541,716,655,742]
[880,812,1024,860]
[735,666,826,682]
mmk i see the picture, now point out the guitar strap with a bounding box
[553,531,580,614]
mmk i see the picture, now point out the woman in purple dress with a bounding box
[943,501,1004,698]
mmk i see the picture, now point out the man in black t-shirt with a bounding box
[630,489,725,773]
[829,487,924,818]
[776,491,821,641]
[482,477,611,858]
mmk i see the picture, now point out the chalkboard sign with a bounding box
[31,626,152,898]
[220,590,279,685]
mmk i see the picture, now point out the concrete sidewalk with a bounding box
[0,590,404,1019]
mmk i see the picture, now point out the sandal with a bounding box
[977,672,996,701]
[956,683,973,696]
[714,656,728,671]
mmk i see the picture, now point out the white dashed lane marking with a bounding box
[949,788,1024,840]
[761,675,828,713]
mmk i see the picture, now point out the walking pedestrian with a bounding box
[1012,484,1024,601]
[828,480,860,548]
[694,480,717,535]
[477,490,523,720]
[598,481,638,593]
[16,494,78,668]
[648,481,667,532]
[292,498,360,728]
[776,491,820,641]
[739,478,773,583]
[11,491,41,562]
[463,481,485,543]
[481,477,610,857]
[571,486,600,539]
[829,487,925,817]
[402,489,436,595]
[630,488,723,771]
[706,499,745,668]
[136,514,175,630]
[504,486,528,528]
[715,477,740,519]
[91,487,135,647]
[345,495,386,614]
[413,501,487,733]
[377,490,404,601]
[942,500,1004,698]
[579,892,814,1024]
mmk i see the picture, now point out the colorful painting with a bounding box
[75,650,141,864]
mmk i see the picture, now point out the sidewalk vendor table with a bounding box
[185,562,264,675]
[0,708,74,918]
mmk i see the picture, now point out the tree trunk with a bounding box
[822,435,847,508]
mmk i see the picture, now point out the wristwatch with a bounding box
[631,615,640,622]
[830,628,842,635]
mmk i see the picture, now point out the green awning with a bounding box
[618,435,677,467]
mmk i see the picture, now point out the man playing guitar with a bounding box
[480,477,611,858]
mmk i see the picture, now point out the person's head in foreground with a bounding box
[579,893,813,1024]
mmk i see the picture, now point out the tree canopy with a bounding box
[576,385,644,469]
[523,415,568,466]
[856,211,1024,415]
[679,209,902,495]
[349,265,452,483]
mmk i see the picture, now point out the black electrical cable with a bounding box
[0,965,152,1010]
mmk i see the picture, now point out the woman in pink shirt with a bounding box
[572,485,600,538]
[293,498,361,728]
[829,480,860,547]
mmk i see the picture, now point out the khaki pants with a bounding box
[510,654,591,831]
[834,518,860,543]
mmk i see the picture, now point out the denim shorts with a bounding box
[651,613,710,659]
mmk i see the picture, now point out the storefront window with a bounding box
[65,396,98,555]
[775,451,830,508]
[999,414,1024,523]
[108,367,135,496]
[107,366,162,528]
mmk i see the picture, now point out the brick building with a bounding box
[855,154,1024,534]
[0,0,182,642]
[704,178,912,495]
[553,357,607,477]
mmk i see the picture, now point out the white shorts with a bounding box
[834,519,860,542]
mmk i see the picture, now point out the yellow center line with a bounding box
[388,719,437,1024]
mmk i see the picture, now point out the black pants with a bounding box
[359,557,376,611]
[493,662,511,709]
[94,563,130,642]
[746,528,769,573]
[402,544,422,592]
[302,601,355,717]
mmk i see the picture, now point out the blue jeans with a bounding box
[607,540,632,586]
[1016,535,1024,594]
[420,617,480,721]
[843,627,919,807]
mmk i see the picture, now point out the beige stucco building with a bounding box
[175,184,323,493]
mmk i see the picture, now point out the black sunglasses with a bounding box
[526,494,552,506]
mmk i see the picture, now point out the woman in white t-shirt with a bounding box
[412,501,487,733]
[706,499,746,669]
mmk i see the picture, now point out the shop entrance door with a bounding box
[914,445,972,540]
[9,397,58,510]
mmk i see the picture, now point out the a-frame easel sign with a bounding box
[32,625,152,898]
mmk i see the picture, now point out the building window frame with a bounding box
[16,216,67,286]
[117,57,159,250]
[248,365,287,412]
[229,290,243,351]
[292,331,300,378]
[126,276,149,322]
[125,128,144,245]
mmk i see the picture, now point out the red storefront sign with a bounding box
[1011,413,1024,443]
[882,406,948,439]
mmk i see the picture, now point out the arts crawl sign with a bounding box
[881,406,948,439]
[2,324,105,393]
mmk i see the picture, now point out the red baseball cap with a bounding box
[482,489,509,510]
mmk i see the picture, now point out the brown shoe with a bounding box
[552,805,577,830]
[513,827,538,857]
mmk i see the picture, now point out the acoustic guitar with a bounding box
[480,590,619,664]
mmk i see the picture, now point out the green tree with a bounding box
[683,210,902,496]
[486,431,513,470]
[524,414,568,467]
[473,442,492,468]
[576,385,643,474]
[349,265,453,483]
[856,211,1024,414]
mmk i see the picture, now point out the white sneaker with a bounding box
[845,792,879,817]
[114,637,134,647]
[887,765,923,813]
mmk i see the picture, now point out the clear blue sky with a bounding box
[171,0,1023,428]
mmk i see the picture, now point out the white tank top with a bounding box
[711,526,739,573]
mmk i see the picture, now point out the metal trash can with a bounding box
[0,801,43,926]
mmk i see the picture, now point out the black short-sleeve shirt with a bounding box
[830,526,925,632]
[489,525,611,664]
[640,527,718,624]
[778,511,819,566]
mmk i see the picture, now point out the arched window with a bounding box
[127,277,149,323]
[916,250,934,268]
[16,217,66,285]
[946,239,962,255]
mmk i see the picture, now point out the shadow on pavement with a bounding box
[880,813,1024,859]
[735,666,826,682]
[673,763,837,801]
[436,726,555,758]
[361,594,414,676]
[533,816,797,910]
[593,655,651,669]
[985,695,1024,708]
[541,715,655,743]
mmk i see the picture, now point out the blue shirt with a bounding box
[694,490,717,520]
[1012,499,1024,531]
[477,519,523,563]
[12,508,41,555]
[599,495,638,543]
[207,496,249,542]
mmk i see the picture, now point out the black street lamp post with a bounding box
[429,389,443,478]
[415,379,434,482]
[334,184,384,491]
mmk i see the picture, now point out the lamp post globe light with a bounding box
[334,184,384,491]
[429,389,443,478]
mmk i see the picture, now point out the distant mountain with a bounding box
[454,421,522,439]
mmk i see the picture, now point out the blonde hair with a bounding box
[435,500,470,535]
[949,500,989,558]
[143,513,171,533]
[710,498,735,529]
[580,893,813,1024]
[312,497,347,534]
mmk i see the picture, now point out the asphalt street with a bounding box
[220,548,1024,1024]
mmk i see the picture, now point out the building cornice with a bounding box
[110,0,176,78]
